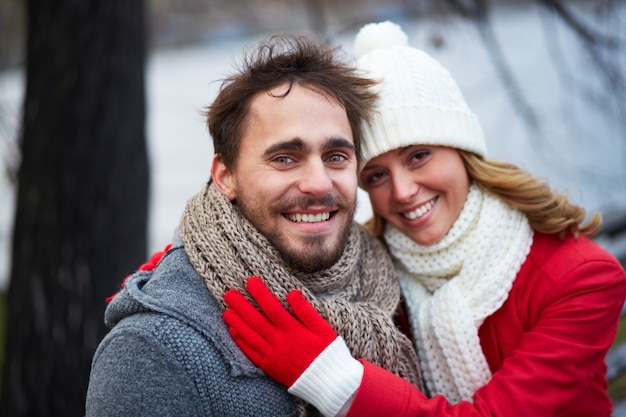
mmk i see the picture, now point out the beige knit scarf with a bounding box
[384,184,533,404]
[179,183,423,415]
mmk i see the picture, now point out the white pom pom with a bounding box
[354,21,408,59]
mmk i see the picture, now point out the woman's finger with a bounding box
[223,309,266,365]
[287,290,336,338]
[246,276,298,327]
[224,287,276,338]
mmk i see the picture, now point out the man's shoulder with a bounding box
[93,244,272,376]
[89,302,297,417]
[101,244,259,372]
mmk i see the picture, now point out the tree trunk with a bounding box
[0,0,148,415]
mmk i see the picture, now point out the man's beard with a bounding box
[237,193,355,273]
[279,222,353,272]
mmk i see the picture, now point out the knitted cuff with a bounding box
[288,337,364,417]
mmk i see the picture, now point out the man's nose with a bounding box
[297,160,333,197]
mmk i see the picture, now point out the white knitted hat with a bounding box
[355,21,487,166]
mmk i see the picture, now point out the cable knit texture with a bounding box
[384,184,533,403]
[354,21,486,167]
[179,183,423,415]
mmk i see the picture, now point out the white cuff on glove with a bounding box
[288,337,363,417]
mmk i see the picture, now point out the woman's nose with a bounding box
[392,174,419,203]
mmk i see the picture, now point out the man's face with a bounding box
[213,83,357,271]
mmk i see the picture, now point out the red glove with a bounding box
[223,276,338,387]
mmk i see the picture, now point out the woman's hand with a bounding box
[223,276,338,387]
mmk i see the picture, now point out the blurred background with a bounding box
[0,0,625,415]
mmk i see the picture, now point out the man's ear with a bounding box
[211,154,236,200]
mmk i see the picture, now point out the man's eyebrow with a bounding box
[324,138,355,152]
[262,137,354,157]
[263,138,308,157]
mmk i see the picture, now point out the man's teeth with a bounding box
[287,212,331,223]
[403,200,435,220]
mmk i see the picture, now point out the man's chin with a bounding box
[280,236,345,272]
[285,252,340,273]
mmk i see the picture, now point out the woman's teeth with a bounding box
[403,200,434,220]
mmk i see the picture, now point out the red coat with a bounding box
[347,233,626,417]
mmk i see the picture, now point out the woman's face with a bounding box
[360,146,470,246]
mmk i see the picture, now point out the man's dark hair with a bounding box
[206,34,379,169]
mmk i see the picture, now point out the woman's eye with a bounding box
[366,171,385,184]
[410,150,430,163]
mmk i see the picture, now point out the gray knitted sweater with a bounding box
[85,242,297,416]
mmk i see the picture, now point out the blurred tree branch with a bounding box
[440,0,625,145]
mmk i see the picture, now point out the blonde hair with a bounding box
[365,150,602,239]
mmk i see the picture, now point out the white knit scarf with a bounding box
[384,184,533,403]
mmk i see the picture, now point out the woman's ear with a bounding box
[211,154,237,201]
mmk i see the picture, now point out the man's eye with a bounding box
[273,156,294,164]
[327,154,347,163]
